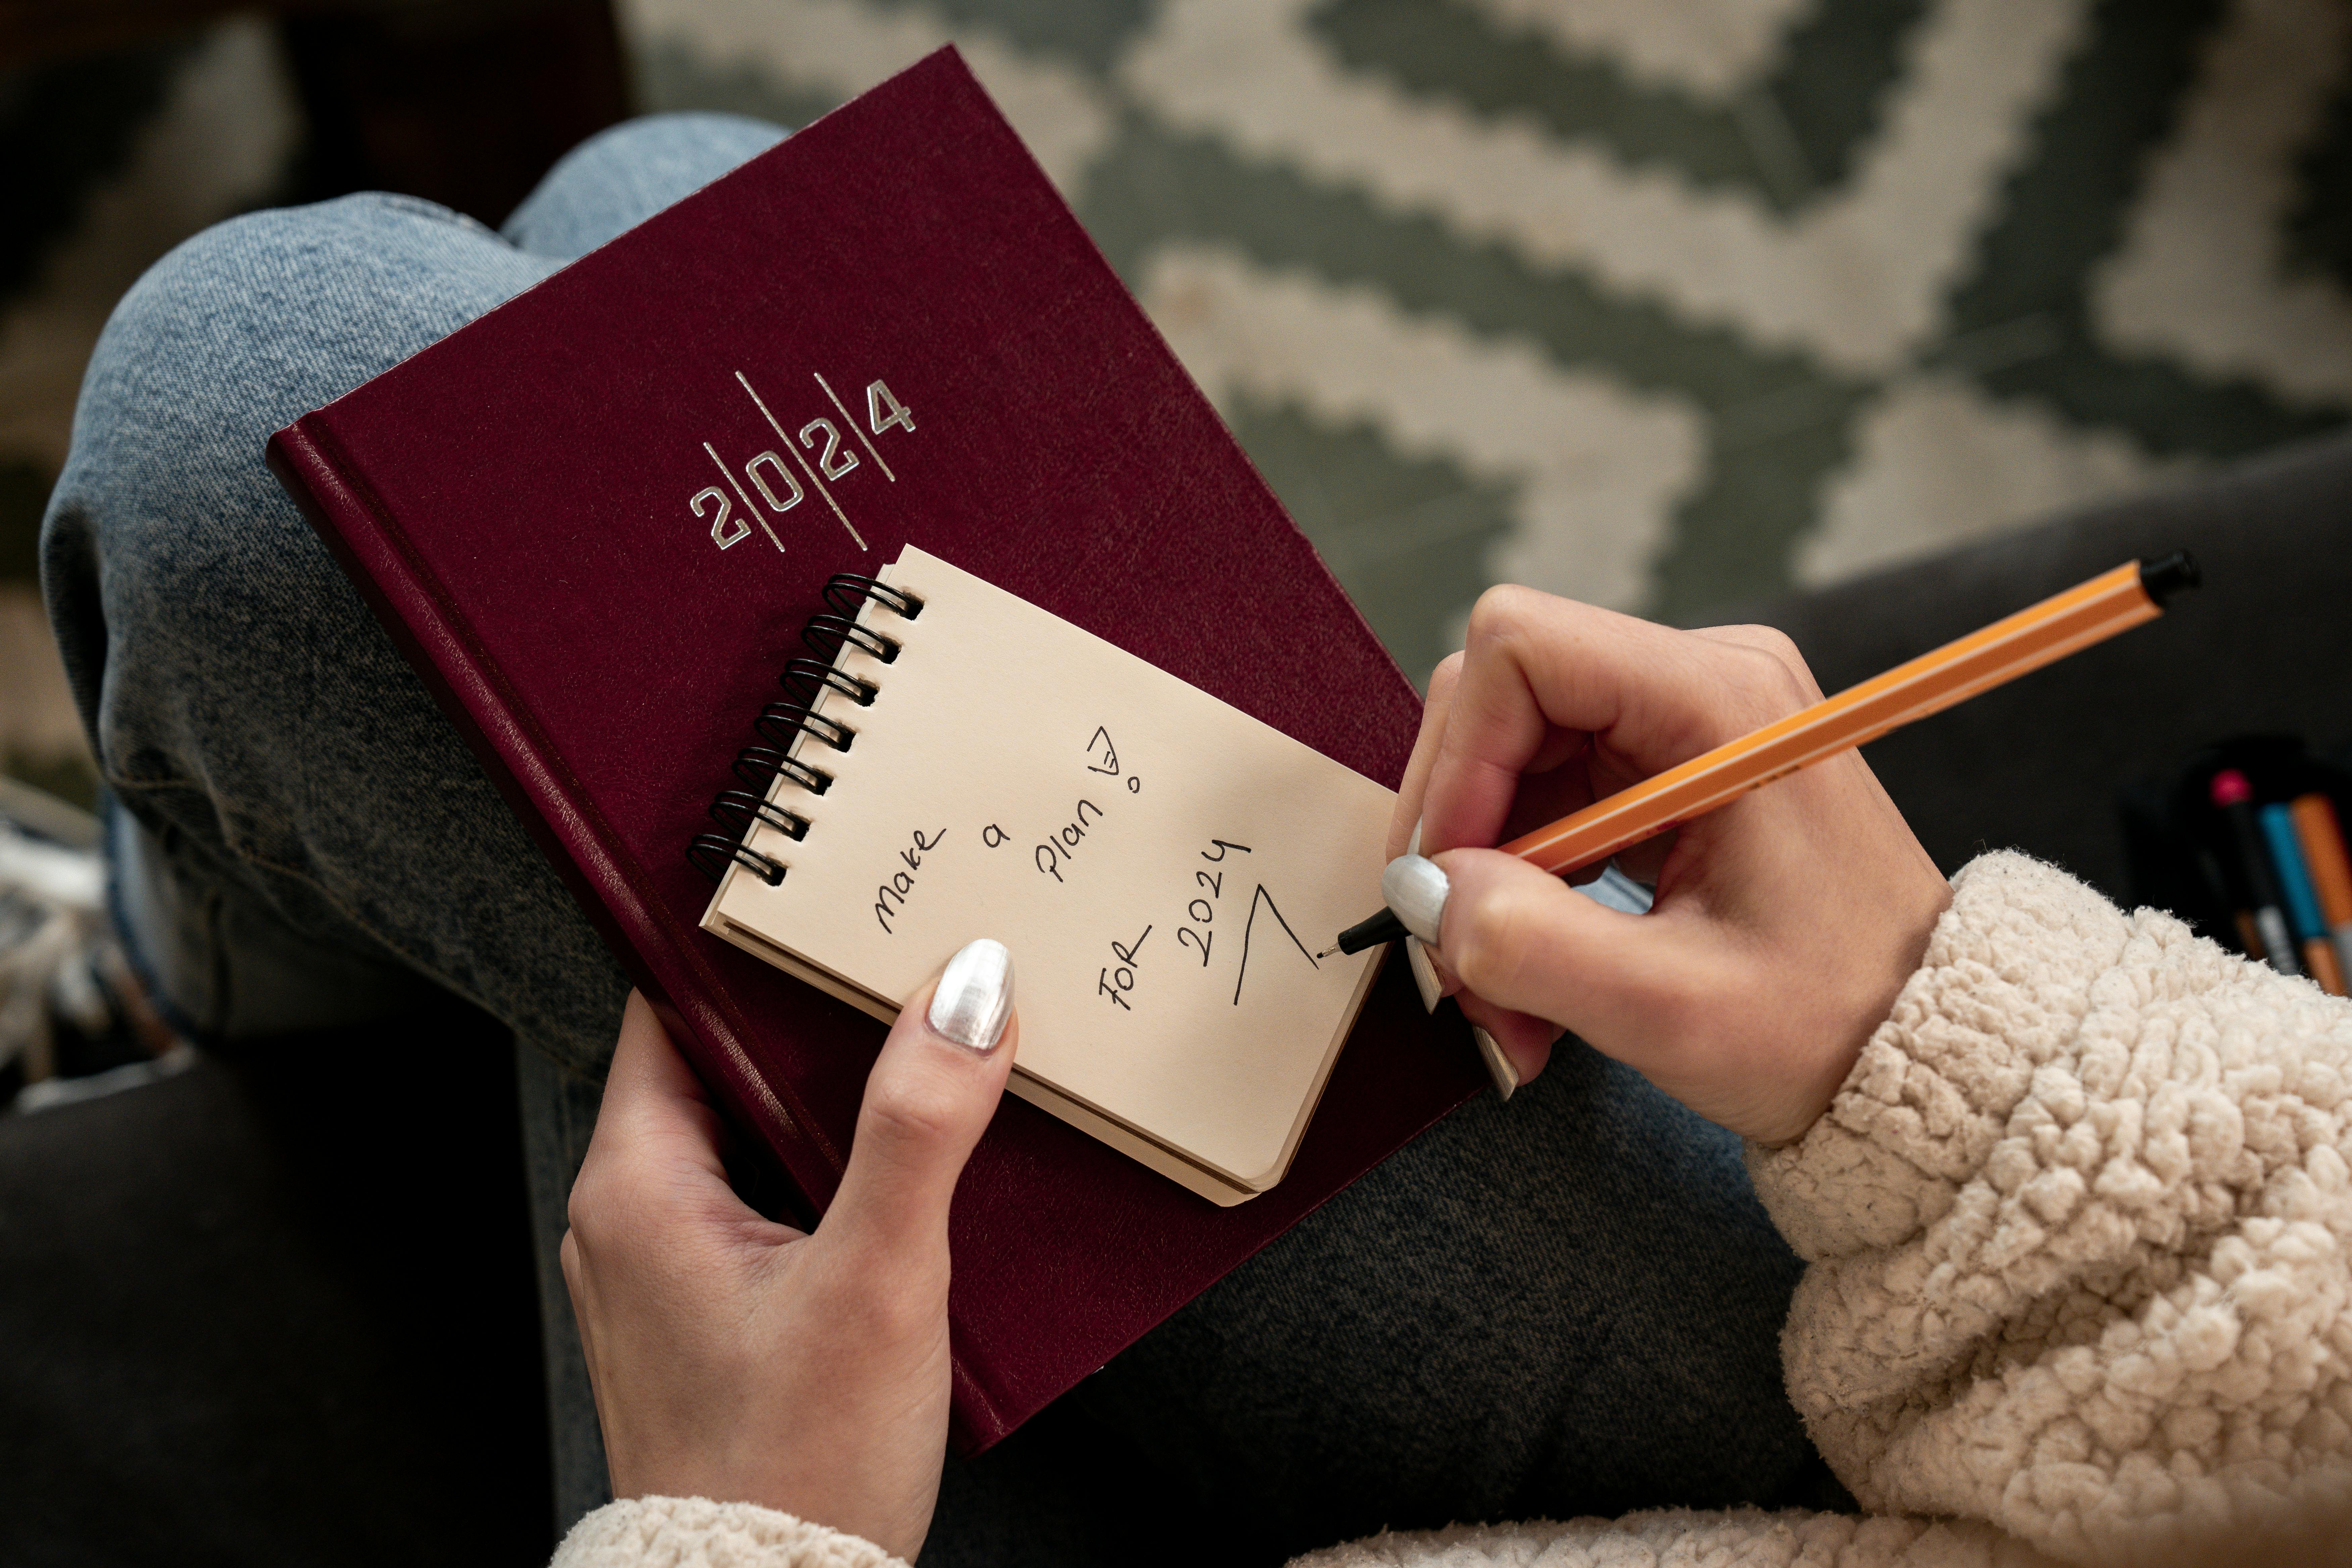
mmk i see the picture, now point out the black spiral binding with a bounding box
[688,573,926,887]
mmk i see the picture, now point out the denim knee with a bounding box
[44,196,553,778]
[65,191,544,491]
[38,173,643,1069]
[502,112,789,258]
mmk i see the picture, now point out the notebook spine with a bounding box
[688,572,925,885]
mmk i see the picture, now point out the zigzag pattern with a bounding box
[624,0,2352,677]
[2,0,2345,740]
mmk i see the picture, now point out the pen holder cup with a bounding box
[2119,734,2352,959]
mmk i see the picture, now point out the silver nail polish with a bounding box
[1400,822,1440,1013]
[1472,1027,1518,1102]
[1405,936,1442,1013]
[1381,854,1450,945]
[928,938,1013,1053]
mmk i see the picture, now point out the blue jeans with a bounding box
[41,115,1837,1562]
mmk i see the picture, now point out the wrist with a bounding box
[1764,879,1950,1145]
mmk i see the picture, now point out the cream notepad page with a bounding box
[701,547,1393,1205]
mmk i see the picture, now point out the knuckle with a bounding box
[1736,623,1803,667]
[1721,642,1808,721]
[564,1160,633,1253]
[1719,626,1822,704]
[1450,882,1535,1000]
[860,1069,966,1154]
[1463,584,1542,651]
[564,1173,604,1244]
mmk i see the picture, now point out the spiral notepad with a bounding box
[695,546,1394,1204]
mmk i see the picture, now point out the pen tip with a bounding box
[1315,945,1340,960]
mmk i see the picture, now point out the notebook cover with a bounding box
[267,48,1480,1452]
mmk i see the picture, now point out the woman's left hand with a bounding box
[561,944,1016,1562]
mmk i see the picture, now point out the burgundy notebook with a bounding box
[268,48,1479,1451]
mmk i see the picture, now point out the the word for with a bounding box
[872,827,945,934]
[1097,925,1152,1012]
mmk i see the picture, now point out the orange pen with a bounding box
[2293,792,2352,985]
[1330,553,2200,954]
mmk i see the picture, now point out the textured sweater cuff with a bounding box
[1748,851,2135,1262]
[550,1496,908,1568]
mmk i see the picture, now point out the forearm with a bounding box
[1752,851,2352,1560]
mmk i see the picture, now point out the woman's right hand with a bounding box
[1393,586,1953,1146]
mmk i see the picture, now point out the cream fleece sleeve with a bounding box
[1290,1509,2056,1566]
[550,1496,907,1568]
[1749,851,2352,1561]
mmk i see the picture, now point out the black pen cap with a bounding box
[2139,551,2201,606]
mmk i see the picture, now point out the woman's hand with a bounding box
[1394,588,1951,1145]
[560,940,1017,1562]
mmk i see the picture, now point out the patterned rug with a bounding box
[4,0,2349,794]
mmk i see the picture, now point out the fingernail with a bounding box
[1381,854,1449,945]
[1407,816,1423,857]
[928,938,1013,1054]
[1472,1026,1518,1102]
[1405,935,1441,1013]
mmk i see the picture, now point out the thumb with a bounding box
[823,938,1019,1258]
[1431,847,1687,1058]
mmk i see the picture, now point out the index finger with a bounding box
[569,991,761,1240]
[1388,651,1462,860]
[594,992,732,1179]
